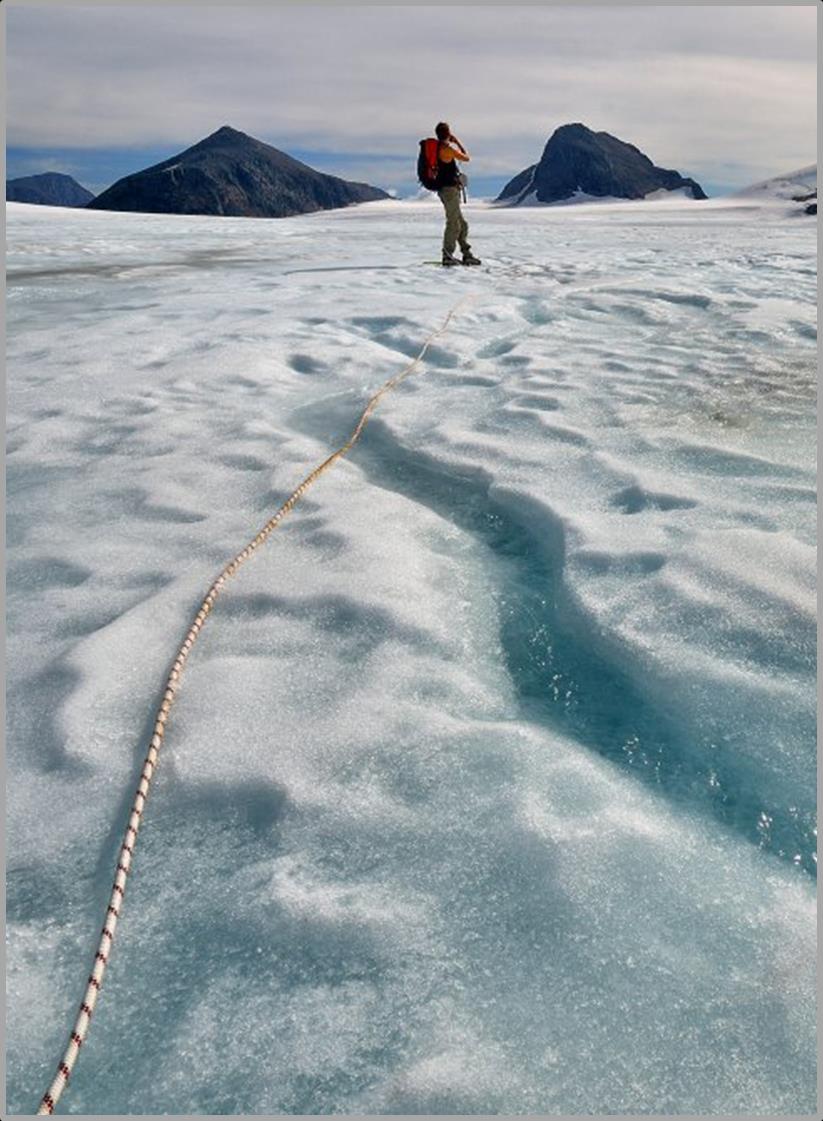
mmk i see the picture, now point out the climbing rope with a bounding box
[36,292,473,1114]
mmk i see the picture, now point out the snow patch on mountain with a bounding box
[734,165,816,215]
[736,164,816,199]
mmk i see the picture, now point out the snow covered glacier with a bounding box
[6,195,816,1114]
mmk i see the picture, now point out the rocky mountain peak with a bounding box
[498,123,707,205]
[87,126,389,218]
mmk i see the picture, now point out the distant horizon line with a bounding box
[7,168,818,206]
[6,121,816,206]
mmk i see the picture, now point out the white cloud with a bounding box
[7,5,817,188]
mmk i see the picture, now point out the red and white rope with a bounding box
[36,294,472,1114]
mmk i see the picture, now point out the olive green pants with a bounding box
[438,185,471,256]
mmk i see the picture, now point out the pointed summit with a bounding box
[199,125,253,146]
[88,126,389,218]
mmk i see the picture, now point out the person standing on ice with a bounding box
[434,122,481,267]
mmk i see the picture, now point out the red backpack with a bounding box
[417,138,441,190]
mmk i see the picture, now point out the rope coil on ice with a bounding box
[36,293,474,1115]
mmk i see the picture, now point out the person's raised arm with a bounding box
[448,135,470,162]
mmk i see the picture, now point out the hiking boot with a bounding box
[462,252,482,266]
[442,252,461,267]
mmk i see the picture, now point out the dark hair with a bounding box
[435,122,450,141]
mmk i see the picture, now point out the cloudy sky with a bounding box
[6,3,818,198]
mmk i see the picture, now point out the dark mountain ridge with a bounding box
[498,123,707,204]
[6,172,95,207]
[88,126,389,218]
